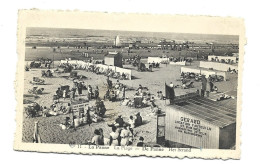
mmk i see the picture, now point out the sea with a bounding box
[26,27,239,44]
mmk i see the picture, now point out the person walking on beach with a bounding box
[77,82,83,96]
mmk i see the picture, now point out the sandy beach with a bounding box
[22,61,237,145]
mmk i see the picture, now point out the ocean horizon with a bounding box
[26,27,239,44]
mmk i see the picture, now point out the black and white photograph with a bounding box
[14,10,245,159]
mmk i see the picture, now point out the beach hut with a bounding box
[157,93,236,149]
[104,52,123,67]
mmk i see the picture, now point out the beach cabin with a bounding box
[157,94,236,149]
[199,61,238,72]
[104,52,123,68]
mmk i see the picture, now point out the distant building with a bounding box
[104,52,123,67]
[114,35,121,47]
[128,41,141,49]
[158,40,176,50]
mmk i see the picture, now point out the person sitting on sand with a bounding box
[53,104,60,112]
[115,80,120,89]
[142,98,148,107]
[157,91,163,100]
[42,106,49,117]
[169,82,174,88]
[59,117,71,130]
[150,96,155,102]
[137,84,143,94]
[135,112,143,127]
[91,129,101,145]
[115,89,120,99]
[64,103,72,114]
[146,93,151,101]
[217,94,231,101]
[150,101,160,114]
[121,72,126,80]
[56,88,62,98]
[25,66,29,71]
[109,91,116,102]
[92,113,102,123]
[231,69,237,74]
[137,137,144,147]
[128,100,134,108]
[48,106,58,116]
[121,97,129,106]
[213,86,218,93]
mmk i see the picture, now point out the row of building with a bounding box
[114,36,238,50]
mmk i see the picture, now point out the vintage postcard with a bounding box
[14,10,245,159]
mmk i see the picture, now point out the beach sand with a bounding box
[22,62,237,146]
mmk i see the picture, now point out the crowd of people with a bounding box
[210,56,236,64]
[30,58,52,69]
[104,78,126,102]
[169,57,193,63]
[59,62,130,80]
[42,102,72,117]
[90,113,143,146]
[119,84,161,115]
[53,80,99,102]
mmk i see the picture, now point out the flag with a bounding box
[165,83,175,100]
